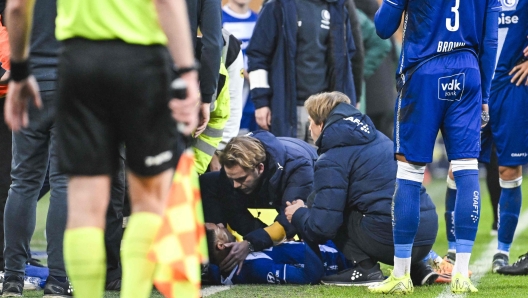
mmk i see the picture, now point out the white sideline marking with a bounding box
[437,209,528,298]
[201,285,232,297]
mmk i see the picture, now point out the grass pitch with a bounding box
[24,178,528,297]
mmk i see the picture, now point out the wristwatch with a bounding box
[481,111,490,126]
[247,241,255,253]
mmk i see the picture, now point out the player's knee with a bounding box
[499,176,523,189]
[499,166,522,182]
[451,159,478,172]
[396,161,426,183]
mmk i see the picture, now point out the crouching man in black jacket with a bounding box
[200,130,317,274]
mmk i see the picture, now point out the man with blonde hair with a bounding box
[200,130,317,274]
[286,92,438,287]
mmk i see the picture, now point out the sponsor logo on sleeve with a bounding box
[438,73,465,101]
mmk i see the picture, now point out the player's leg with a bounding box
[369,62,442,294]
[491,85,528,272]
[445,167,457,261]
[493,165,522,271]
[441,52,482,293]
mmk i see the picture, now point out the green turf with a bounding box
[23,178,528,297]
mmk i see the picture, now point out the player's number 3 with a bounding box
[446,0,460,32]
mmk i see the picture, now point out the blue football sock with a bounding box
[498,180,522,253]
[393,178,421,258]
[445,184,457,251]
[453,169,480,244]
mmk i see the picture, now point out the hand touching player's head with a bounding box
[205,223,236,265]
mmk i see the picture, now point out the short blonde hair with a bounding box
[304,91,351,125]
[218,136,266,171]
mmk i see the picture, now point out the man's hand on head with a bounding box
[219,240,250,274]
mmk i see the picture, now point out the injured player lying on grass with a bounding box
[203,222,351,285]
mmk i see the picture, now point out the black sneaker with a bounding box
[497,252,528,275]
[43,276,73,297]
[492,252,509,273]
[105,278,121,291]
[2,275,23,297]
[321,263,385,286]
[410,262,438,286]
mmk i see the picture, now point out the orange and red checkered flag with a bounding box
[148,149,208,298]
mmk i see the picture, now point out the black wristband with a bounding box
[10,60,31,82]
[173,61,200,77]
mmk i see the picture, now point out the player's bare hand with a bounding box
[169,72,199,135]
[285,200,306,223]
[220,241,250,274]
[194,102,210,138]
[509,60,528,86]
[255,106,271,131]
[4,75,41,131]
[524,45,528,57]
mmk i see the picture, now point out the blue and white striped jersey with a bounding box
[222,5,258,68]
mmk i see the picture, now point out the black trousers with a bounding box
[0,97,12,270]
[333,211,432,267]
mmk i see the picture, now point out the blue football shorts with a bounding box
[394,51,482,163]
[479,83,528,166]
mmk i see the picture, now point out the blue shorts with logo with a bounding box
[480,83,528,166]
[394,51,481,163]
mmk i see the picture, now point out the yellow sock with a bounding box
[64,227,106,298]
[121,212,162,298]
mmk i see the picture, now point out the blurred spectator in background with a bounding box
[222,0,259,134]
[186,0,223,137]
[247,0,357,141]
[355,0,398,139]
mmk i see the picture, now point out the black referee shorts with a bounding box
[57,38,180,177]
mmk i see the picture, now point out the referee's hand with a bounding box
[169,71,199,135]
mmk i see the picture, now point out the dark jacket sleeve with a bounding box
[276,158,315,238]
[198,0,223,103]
[346,0,364,100]
[246,2,279,109]
[292,155,348,243]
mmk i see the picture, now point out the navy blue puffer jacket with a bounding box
[292,103,437,246]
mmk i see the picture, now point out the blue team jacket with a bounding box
[200,130,317,251]
[247,0,357,137]
[292,103,438,246]
[209,241,349,285]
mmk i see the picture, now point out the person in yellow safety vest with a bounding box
[193,29,244,174]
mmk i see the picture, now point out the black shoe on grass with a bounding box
[321,263,385,286]
[492,253,509,273]
[497,252,528,276]
[2,275,23,297]
[43,276,73,297]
